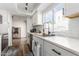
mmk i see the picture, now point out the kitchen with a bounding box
[27,3,79,56]
[0,3,79,56]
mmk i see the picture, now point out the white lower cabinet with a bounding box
[32,36,43,56]
[38,38,43,56]
[44,50,55,56]
[43,41,76,56]
[32,35,77,56]
[44,49,58,56]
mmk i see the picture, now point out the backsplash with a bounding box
[68,17,79,39]
[33,25,43,33]
[55,17,79,39]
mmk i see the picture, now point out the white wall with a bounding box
[0,9,12,46]
[0,9,12,55]
[12,16,27,38]
[0,10,8,34]
[8,13,12,46]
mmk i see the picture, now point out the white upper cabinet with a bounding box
[64,3,79,18]
[32,11,43,26]
[32,12,37,25]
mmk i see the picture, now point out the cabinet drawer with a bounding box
[44,49,58,56]
[44,50,57,56]
[44,41,76,56]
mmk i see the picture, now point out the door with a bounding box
[32,39,37,56]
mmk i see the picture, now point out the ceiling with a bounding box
[17,3,40,13]
[0,3,40,16]
[0,3,53,16]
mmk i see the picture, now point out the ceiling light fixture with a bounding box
[26,3,28,6]
[25,7,27,10]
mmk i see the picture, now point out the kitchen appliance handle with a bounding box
[35,41,38,46]
[35,41,37,46]
[52,49,61,55]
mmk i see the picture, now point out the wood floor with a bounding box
[12,38,30,56]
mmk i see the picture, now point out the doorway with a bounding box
[12,27,21,39]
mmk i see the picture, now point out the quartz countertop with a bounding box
[28,32,79,55]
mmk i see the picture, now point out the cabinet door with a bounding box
[44,48,58,56]
[38,38,44,56]
[32,12,37,26]
[34,36,44,56]
[44,41,76,56]
[64,3,79,17]
[32,12,37,25]
[44,50,56,56]
[37,12,42,25]
[32,11,42,26]
[44,41,59,56]
[33,36,44,56]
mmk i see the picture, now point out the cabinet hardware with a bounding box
[35,42,37,46]
[52,49,61,55]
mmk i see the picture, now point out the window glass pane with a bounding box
[44,23,48,29]
[43,10,53,23]
[54,9,69,32]
[44,28,48,34]
[49,23,54,32]
[46,11,53,22]
[43,13,46,23]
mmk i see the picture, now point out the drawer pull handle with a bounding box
[52,49,61,55]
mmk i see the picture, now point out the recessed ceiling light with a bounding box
[26,3,28,6]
